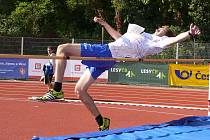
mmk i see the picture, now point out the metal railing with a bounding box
[0,36,209,59]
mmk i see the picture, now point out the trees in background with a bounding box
[0,0,209,42]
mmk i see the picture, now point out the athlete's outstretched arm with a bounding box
[164,24,201,47]
[94,16,122,40]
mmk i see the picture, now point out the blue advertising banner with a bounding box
[0,58,28,79]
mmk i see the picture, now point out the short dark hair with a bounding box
[47,46,56,53]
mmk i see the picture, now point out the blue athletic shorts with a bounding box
[80,43,116,79]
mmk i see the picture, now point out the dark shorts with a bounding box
[44,74,53,84]
[80,43,116,79]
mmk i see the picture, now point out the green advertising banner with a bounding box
[108,62,168,85]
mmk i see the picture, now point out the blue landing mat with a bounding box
[32,116,210,140]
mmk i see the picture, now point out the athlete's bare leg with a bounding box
[55,43,81,82]
[55,43,100,117]
[75,69,100,117]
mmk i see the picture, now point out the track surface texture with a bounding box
[0,80,207,140]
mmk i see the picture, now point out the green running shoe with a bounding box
[99,117,110,131]
[38,89,64,101]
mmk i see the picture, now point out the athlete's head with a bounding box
[154,26,175,37]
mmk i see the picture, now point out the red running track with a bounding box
[0,80,208,140]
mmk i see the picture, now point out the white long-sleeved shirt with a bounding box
[108,25,170,58]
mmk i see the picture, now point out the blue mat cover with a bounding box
[32,116,210,140]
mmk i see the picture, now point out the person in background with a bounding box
[40,46,56,91]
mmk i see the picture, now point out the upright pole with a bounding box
[21,37,24,55]
[101,27,104,44]
[193,37,196,64]
[176,43,179,64]
[71,38,74,44]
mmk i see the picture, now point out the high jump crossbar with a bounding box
[0,54,207,63]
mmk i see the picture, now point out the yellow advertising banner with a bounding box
[169,64,209,87]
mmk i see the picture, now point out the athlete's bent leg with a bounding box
[75,69,110,131]
[55,43,81,82]
[75,69,100,117]
[36,43,81,101]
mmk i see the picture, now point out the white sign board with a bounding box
[28,59,108,79]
